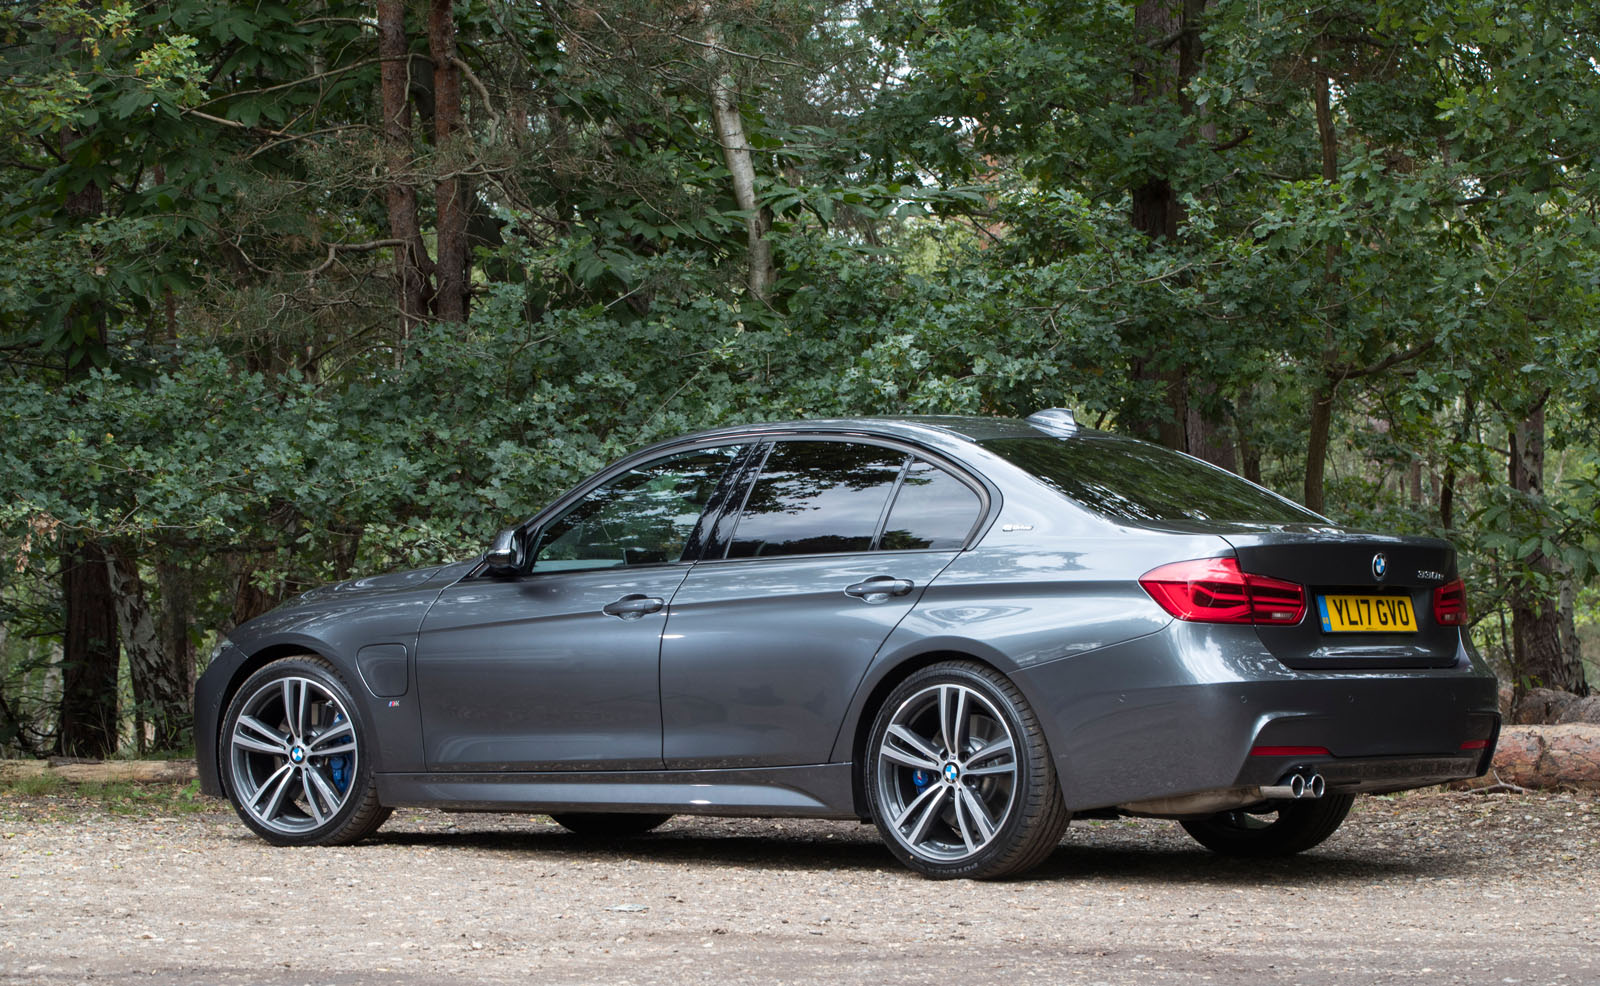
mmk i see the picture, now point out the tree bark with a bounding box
[704,19,774,303]
[1125,1,1233,465]
[428,0,469,322]
[1303,377,1335,514]
[1508,402,1588,695]
[378,0,432,333]
[108,550,191,753]
[1303,66,1342,514]
[56,539,120,758]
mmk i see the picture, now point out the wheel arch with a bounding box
[210,643,345,790]
[839,642,1023,819]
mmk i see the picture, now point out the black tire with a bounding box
[1180,793,1355,858]
[550,813,673,838]
[864,661,1070,879]
[219,655,389,847]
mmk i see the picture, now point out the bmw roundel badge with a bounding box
[1372,552,1388,581]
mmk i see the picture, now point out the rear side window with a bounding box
[981,435,1321,524]
[727,441,904,558]
[880,459,982,550]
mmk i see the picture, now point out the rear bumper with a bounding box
[1012,622,1500,812]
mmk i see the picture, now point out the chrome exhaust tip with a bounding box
[1259,773,1307,800]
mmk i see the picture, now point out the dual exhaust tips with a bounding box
[1260,772,1326,800]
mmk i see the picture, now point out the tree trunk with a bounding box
[1303,376,1335,514]
[1130,2,1186,242]
[704,19,774,303]
[1303,66,1342,513]
[1508,402,1588,695]
[1125,1,1232,465]
[108,550,191,753]
[428,0,469,322]
[56,539,120,757]
[378,0,432,334]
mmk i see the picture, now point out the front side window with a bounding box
[532,445,743,571]
[727,441,905,558]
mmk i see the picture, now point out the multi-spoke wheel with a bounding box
[865,661,1069,879]
[220,656,389,846]
[1180,793,1354,858]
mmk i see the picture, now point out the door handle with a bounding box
[602,594,665,620]
[844,578,915,601]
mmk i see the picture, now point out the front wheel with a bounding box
[1180,793,1355,858]
[864,661,1069,879]
[220,656,390,846]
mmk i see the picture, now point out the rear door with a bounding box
[660,441,986,768]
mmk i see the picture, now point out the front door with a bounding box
[416,444,744,771]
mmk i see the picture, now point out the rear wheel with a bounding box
[1180,793,1355,857]
[550,813,672,838]
[865,661,1069,879]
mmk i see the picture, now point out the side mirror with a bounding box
[483,528,524,575]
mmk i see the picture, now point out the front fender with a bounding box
[195,581,454,796]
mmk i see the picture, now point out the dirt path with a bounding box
[3,789,1597,985]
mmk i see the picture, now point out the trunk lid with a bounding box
[1221,529,1462,670]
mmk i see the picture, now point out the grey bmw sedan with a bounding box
[195,411,1499,878]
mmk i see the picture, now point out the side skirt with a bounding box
[376,763,859,819]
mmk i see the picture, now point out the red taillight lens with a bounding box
[1433,578,1468,626]
[1139,557,1306,626]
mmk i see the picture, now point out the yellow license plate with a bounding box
[1317,594,1417,633]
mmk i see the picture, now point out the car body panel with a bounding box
[376,763,856,818]
[414,565,694,771]
[194,561,475,795]
[1013,621,1499,810]
[660,550,959,768]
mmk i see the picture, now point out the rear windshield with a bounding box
[980,435,1322,524]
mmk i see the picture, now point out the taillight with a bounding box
[1139,557,1306,626]
[1434,578,1467,626]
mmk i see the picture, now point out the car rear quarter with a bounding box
[866,423,1500,817]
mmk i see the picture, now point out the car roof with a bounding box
[654,414,1070,453]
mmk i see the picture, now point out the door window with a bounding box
[532,445,743,571]
[726,441,905,558]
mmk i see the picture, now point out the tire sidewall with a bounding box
[219,656,376,847]
[864,663,1044,879]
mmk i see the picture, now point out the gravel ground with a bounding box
[2,788,1597,986]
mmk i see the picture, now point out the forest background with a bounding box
[2,0,1598,758]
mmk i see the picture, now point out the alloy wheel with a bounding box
[873,682,1020,863]
[228,675,360,836]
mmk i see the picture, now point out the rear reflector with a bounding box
[1250,746,1331,757]
[1434,579,1468,626]
[1460,739,1489,751]
[1139,557,1307,626]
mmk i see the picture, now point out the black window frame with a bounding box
[698,435,994,563]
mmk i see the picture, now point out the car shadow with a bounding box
[364,818,1481,884]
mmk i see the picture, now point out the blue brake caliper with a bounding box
[912,769,931,790]
[326,712,350,793]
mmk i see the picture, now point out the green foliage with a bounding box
[4,0,1600,753]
